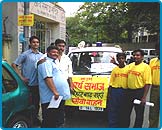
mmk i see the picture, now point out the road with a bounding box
[64,106,150,128]
[38,89,153,128]
[64,89,151,128]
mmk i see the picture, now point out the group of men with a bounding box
[11,35,160,128]
[108,43,160,128]
[12,36,73,128]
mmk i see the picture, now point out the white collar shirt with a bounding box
[55,54,73,79]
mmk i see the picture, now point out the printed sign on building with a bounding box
[18,14,34,26]
[65,76,109,108]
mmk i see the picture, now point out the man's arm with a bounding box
[67,57,75,91]
[44,77,59,100]
[110,56,118,66]
[67,77,75,91]
[11,63,29,83]
[141,84,151,104]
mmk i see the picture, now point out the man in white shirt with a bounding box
[54,39,74,90]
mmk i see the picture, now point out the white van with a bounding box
[125,50,133,64]
[141,48,156,63]
[65,47,122,113]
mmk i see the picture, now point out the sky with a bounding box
[58,2,84,17]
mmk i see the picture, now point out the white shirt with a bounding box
[55,54,73,80]
[36,53,73,80]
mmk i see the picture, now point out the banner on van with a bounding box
[65,76,109,108]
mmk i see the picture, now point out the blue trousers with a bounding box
[108,87,125,127]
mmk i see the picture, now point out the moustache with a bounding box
[59,49,64,51]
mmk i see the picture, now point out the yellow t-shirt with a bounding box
[109,66,129,89]
[149,57,160,86]
[127,62,152,89]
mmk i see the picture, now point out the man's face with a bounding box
[133,51,143,64]
[30,38,39,49]
[47,49,59,60]
[117,56,126,65]
[56,43,65,53]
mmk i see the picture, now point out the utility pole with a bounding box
[22,2,30,52]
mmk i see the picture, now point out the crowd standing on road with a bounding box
[109,49,152,128]
[11,35,160,128]
[12,36,43,126]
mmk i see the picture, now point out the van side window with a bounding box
[80,53,92,68]
[69,53,79,71]
[150,50,156,55]
[2,66,18,93]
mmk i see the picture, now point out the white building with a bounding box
[2,2,66,64]
[132,27,158,43]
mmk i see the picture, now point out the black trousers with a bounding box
[41,100,65,128]
[28,86,40,120]
[119,88,145,128]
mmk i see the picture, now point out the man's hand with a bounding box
[22,77,29,84]
[110,56,118,65]
[140,97,146,105]
[54,92,59,100]
[37,58,46,66]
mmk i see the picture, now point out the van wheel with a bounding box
[7,115,31,128]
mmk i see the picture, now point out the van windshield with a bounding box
[69,51,117,75]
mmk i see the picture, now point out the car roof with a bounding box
[125,50,133,52]
[141,48,155,50]
[69,47,122,53]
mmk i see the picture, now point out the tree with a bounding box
[66,2,160,46]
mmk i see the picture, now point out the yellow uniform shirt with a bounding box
[149,58,160,86]
[109,66,129,89]
[128,62,152,89]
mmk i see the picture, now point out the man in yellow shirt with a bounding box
[108,53,128,127]
[120,49,152,128]
[149,43,160,128]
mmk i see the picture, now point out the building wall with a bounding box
[2,2,19,64]
[2,2,66,64]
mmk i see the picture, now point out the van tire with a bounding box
[7,115,31,128]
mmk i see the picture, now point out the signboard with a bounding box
[65,76,109,108]
[18,14,34,26]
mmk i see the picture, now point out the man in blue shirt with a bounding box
[12,36,43,126]
[37,45,71,128]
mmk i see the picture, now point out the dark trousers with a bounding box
[41,100,65,128]
[119,88,145,128]
[28,86,40,121]
[108,87,125,127]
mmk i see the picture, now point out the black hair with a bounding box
[29,36,40,43]
[50,42,55,46]
[133,49,145,56]
[54,39,66,46]
[116,52,126,59]
[46,45,59,53]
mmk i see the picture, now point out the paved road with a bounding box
[64,89,151,128]
[38,89,155,128]
[64,106,150,128]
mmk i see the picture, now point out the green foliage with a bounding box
[66,2,160,46]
